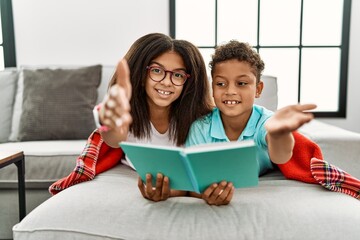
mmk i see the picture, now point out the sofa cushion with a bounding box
[254,75,278,111]
[0,68,18,142]
[0,140,87,188]
[10,65,101,141]
[97,65,115,104]
[12,164,360,240]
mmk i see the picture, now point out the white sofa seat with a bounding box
[0,140,86,188]
[13,164,360,240]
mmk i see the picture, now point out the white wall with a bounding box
[12,0,169,66]
[12,0,360,133]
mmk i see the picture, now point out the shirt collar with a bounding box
[210,108,228,140]
[210,107,259,141]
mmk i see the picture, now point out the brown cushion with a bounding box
[18,65,101,141]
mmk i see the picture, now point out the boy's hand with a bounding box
[265,103,316,137]
[202,181,234,205]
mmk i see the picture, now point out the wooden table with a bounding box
[0,151,26,221]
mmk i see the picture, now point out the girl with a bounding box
[97,33,231,205]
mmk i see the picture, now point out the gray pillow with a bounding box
[18,65,101,141]
[0,69,18,142]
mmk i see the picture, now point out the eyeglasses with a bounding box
[146,66,190,86]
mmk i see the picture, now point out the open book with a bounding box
[120,140,259,193]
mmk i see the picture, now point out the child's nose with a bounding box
[225,85,237,95]
[160,72,173,86]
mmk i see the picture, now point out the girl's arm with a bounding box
[265,104,316,164]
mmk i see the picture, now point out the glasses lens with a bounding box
[171,71,187,86]
[149,67,165,81]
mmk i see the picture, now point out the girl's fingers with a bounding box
[138,177,147,198]
[154,173,164,198]
[161,176,170,200]
[100,85,132,130]
[145,174,154,198]
[116,59,132,100]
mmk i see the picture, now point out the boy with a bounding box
[185,40,316,203]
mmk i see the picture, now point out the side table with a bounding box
[0,151,26,221]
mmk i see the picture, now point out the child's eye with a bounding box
[151,67,163,75]
[173,72,186,80]
[216,82,226,87]
[237,81,247,86]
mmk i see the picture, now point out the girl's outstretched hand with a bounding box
[201,181,234,205]
[99,59,133,147]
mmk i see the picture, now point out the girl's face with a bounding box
[145,51,186,110]
[212,59,263,120]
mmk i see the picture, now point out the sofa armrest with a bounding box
[299,120,360,179]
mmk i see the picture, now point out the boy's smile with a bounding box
[223,100,241,105]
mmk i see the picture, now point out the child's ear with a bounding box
[255,81,264,98]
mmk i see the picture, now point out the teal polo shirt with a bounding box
[185,105,274,175]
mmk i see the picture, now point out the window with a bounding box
[170,0,352,117]
[0,0,17,70]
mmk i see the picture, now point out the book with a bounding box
[119,140,259,193]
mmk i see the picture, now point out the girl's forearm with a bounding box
[100,130,127,148]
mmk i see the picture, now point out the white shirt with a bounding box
[123,123,176,169]
[93,106,176,169]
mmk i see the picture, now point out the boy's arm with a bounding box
[265,104,316,164]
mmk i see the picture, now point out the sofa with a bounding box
[1,66,360,239]
[0,65,115,239]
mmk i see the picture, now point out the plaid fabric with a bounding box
[277,131,360,200]
[311,158,360,199]
[49,129,123,195]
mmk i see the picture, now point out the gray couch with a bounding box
[0,65,115,239]
[1,66,360,240]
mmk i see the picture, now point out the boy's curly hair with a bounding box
[209,40,265,83]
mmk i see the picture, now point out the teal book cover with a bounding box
[120,140,258,193]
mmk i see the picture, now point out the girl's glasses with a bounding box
[146,66,190,86]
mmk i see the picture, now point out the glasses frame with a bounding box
[146,66,190,86]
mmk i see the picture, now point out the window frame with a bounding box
[0,0,17,68]
[169,0,352,118]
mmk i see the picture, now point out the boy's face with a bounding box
[212,59,263,119]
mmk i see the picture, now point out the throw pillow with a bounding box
[0,68,18,142]
[17,65,101,141]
